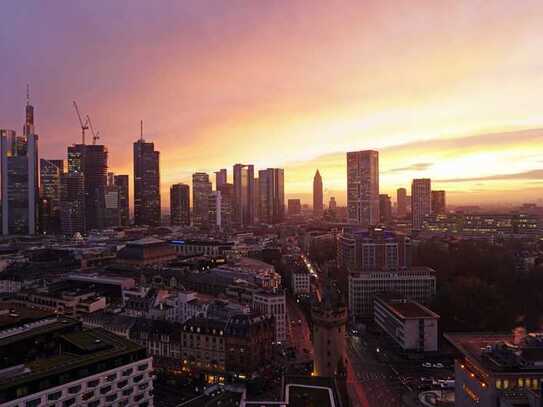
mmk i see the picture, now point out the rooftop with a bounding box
[376,297,439,320]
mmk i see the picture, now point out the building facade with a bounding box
[192,172,212,227]
[258,168,285,224]
[233,164,255,226]
[39,159,64,234]
[347,150,379,227]
[114,174,130,226]
[431,190,446,215]
[397,187,407,218]
[313,169,323,217]
[379,194,392,224]
[134,138,160,226]
[411,178,431,231]
[170,183,190,226]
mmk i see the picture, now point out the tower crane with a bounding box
[72,101,88,145]
[86,114,100,145]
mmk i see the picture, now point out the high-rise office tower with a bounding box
[233,164,255,226]
[67,144,108,231]
[329,196,337,210]
[347,150,379,227]
[170,183,190,226]
[215,168,227,190]
[104,172,120,227]
[411,178,432,230]
[39,159,64,234]
[379,194,392,224]
[313,169,323,217]
[397,187,407,218]
[208,190,231,230]
[0,91,38,235]
[258,168,285,224]
[217,182,234,228]
[133,128,160,226]
[192,172,212,226]
[287,199,302,216]
[60,172,86,235]
[114,174,129,226]
[431,190,446,215]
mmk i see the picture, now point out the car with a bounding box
[432,363,444,369]
[422,362,432,368]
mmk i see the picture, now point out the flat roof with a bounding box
[377,298,439,320]
[0,304,53,329]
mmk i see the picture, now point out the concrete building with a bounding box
[379,194,392,224]
[208,190,231,230]
[134,133,160,226]
[215,168,227,190]
[287,198,302,217]
[446,331,543,407]
[170,183,190,226]
[252,289,287,343]
[114,174,129,226]
[397,187,408,218]
[431,190,446,215]
[337,228,412,273]
[39,159,64,234]
[348,267,436,320]
[313,169,323,217]
[104,174,121,227]
[374,297,439,352]
[0,307,153,407]
[233,164,255,226]
[117,237,177,266]
[59,172,86,235]
[347,150,379,227]
[258,168,285,224]
[291,269,311,295]
[192,172,212,227]
[412,178,431,230]
[312,283,348,377]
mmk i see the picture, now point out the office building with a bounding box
[208,190,232,230]
[348,267,436,320]
[253,290,287,343]
[329,196,337,210]
[313,169,323,217]
[192,172,212,226]
[374,297,439,352]
[258,168,285,224]
[0,93,39,235]
[379,194,392,224]
[412,178,432,230]
[312,282,348,377]
[287,198,302,216]
[59,172,86,235]
[233,164,255,226]
[39,159,64,234]
[215,168,227,190]
[170,183,190,226]
[134,134,160,226]
[104,174,120,227]
[397,187,407,218]
[114,174,129,226]
[446,331,543,407]
[431,190,446,215]
[0,305,154,407]
[337,228,412,273]
[67,144,108,231]
[347,150,379,227]
[217,183,234,227]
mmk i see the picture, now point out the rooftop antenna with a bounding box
[26,84,30,106]
[140,120,143,142]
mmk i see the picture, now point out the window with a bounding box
[87,379,100,388]
[117,380,128,388]
[63,398,76,407]
[105,393,118,402]
[100,385,112,395]
[68,384,81,394]
[16,386,29,398]
[123,388,134,396]
[106,373,117,382]
[82,391,94,401]
[123,367,134,376]
[133,374,144,383]
[25,398,41,407]
[48,391,62,401]
[138,363,148,371]
[88,401,100,407]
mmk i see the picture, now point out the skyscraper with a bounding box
[287,199,302,216]
[412,178,432,230]
[233,164,255,226]
[60,172,86,235]
[208,190,231,230]
[67,144,108,231]
[133,129,160,226]
[329,197,337,210]
[192,172,212,227]
[379,194,392,224]
[347,150,379,227]
[258,168,285,224]
[0,91,38,235]
[104,173,120,227]
[313,169,323,217]
[170,183,190,226]
[431,190,446,215]
[396,187,407,218]
[39,159,64,234]
[114,174,129,226]
[215,168,227,190]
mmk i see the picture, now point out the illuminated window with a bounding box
[496,379,502,389]
[518,378,524,388]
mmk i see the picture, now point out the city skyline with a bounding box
[2,1,543,206]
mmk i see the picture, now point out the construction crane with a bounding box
[86,114,100,145]
[72,101,88,145]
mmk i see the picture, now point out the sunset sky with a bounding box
[1,1,543,207]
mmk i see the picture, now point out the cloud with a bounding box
[436,169,543,183]
[384,162,433,173]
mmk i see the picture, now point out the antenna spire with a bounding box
[140,120,143,141]
[26,84,30,106]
